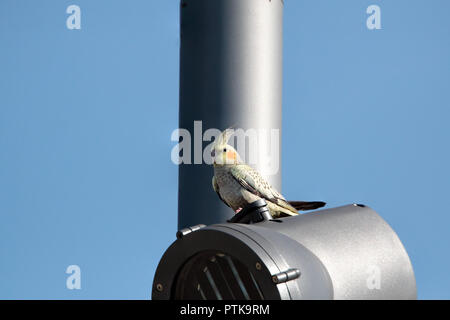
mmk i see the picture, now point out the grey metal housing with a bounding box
[152,204,417,300]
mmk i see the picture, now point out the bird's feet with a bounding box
[235,207,243,214]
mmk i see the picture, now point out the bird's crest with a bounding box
[215,127,234,148]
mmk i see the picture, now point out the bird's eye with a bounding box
[223,148,227,152]
[211,149,215,157]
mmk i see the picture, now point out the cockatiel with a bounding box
[211,128,326,218]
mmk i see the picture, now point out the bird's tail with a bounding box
[288,201,326,211]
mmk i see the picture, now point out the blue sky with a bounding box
[0,0,449,299]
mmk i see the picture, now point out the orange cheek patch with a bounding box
[227,151,236,161]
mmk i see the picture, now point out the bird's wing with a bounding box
[212,176,230,208]
[230,164,298,214]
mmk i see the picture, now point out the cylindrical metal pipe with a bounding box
[178,0,284,229]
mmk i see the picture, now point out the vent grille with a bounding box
[175,251,264,300]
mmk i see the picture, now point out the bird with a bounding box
[211,128,326,218]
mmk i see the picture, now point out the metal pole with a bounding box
[178,0,284,229]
